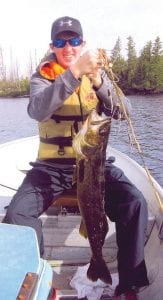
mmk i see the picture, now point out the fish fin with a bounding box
[87,258,112,284]
[79,219,88,238]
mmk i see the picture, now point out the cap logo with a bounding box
[60,20,72,27]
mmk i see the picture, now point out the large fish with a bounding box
[72,109,112,284]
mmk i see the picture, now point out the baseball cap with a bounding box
[51,16,83,41]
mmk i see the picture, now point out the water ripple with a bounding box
[0,95,163,186]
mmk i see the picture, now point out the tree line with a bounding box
[0,36,163,97]
[0,47,38,97]
[111,36,163,94]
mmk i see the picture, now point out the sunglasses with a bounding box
[53,36,83,48]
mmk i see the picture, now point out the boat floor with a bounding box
[41,208,163,300]
[0,205,162,299]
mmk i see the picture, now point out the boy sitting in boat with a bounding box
[3,16,149,299]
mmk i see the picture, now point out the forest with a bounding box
[0,36,162,97]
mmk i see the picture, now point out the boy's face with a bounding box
[50,31,85,69]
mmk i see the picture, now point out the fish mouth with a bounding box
[86,109,110,135]
[88,109,110,125]
[73,111,111,159]
[90,117,110,127]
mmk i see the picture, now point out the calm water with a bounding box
[0,95,163,186]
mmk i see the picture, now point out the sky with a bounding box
[0,0,163,76]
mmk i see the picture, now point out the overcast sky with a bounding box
[0,0,162,75]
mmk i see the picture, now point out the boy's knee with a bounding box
[133,189,148,213]
[128,188,148,228]
[3,206,18,224]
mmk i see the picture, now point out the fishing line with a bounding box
[99,49,163,211]
[0,183,17,192]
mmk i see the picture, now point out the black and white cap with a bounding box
[51,16,83,41]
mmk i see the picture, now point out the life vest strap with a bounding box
[51,114,87,122]
[40,157,76,165]
[40,136,72,146]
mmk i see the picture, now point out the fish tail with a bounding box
[87,258,112,284]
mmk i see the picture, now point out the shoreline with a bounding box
[0,90,163,99]
[0,94,29,99]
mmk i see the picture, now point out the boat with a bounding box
[0,135,162,300]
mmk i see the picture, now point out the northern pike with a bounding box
[72,109,112,284]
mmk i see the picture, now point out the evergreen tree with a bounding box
[111,37,121,62]
[135,41,153,90]
[151,37,163,90]
[111,37,128,91]
[135,38,163,91]
[152,36,163,61]
[126,36,137,88]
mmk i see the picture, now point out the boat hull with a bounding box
[0,136,162,299]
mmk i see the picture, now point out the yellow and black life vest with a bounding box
[38,61,99,162]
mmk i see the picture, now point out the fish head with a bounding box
[72,109,111,159]
[85,110,111,146]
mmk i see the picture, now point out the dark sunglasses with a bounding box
[53,36,83,48]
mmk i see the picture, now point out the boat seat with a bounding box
[17,165,78,209]
[52,189,78,207]
[50,189,79,215]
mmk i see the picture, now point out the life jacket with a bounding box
[38,61,99,162]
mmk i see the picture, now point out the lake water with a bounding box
[0,95,163,186]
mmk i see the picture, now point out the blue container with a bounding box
[0,223,54,300]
